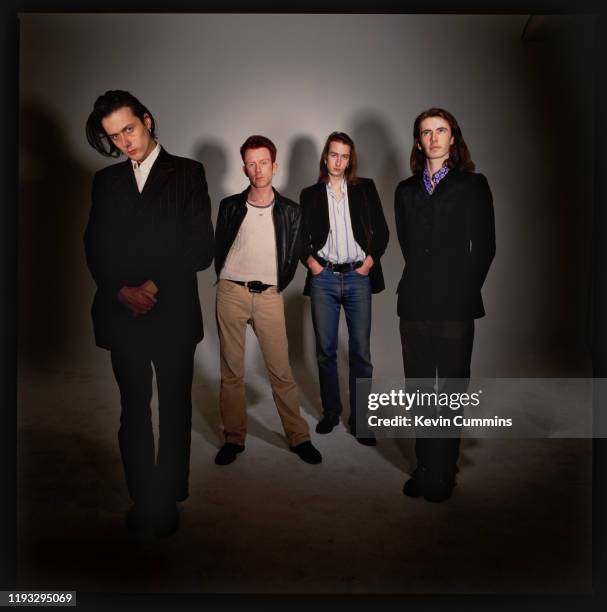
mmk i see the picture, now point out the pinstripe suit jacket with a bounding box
[84,147,214,349]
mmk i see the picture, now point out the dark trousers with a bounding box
[110,341,196,505]
[399,319,474,475]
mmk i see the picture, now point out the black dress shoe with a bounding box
[215,443,245,465]
[315,415,339,434]
[154,501,179,538]
[289,441,322,464]
[402,467,427,498]
[423,472,457,503]
[125,504,154,534]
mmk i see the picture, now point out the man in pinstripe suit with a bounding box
[84,90,214,537]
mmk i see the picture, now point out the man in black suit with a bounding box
[395,107,495,502]
[300,132,389,445]
[84,90,214,536]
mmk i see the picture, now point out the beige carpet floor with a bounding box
[17,365,592,595]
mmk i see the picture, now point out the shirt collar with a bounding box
[131,142,161,171]
[422,162,450,194]
[326,178,346,199]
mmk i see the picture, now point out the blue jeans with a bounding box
[309,268,373,427]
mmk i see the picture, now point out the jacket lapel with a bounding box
[227,188,249,246]
[430,169,459,249]
[346,180,361,228]
[138,147,174,210]
[113,159,140,210]
[414,174,429,208]
[315,182,331,239]
[110,147,175,215]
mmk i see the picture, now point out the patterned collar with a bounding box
[422,163,450,194]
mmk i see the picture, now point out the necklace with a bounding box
[247,200,274,216]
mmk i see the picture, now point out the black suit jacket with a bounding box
[394,169,495,320]
[84,147,214,350]
[299,178,390,295]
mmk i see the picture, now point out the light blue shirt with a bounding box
[318,180,366,264]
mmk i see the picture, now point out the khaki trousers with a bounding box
[216,279,310,447]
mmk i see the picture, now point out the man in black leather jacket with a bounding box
[213,135,322,466]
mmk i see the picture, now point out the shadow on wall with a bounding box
[280,135,319,203]
[190,139,229,442]
[351,111,404,198]
[20,100,100,372]
[193,139,229,217]
[282,136,323,417]
[350,111,404,293]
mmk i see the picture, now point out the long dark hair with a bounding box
[85,90,157,157]
[409,108,475,175]
[317,131,360,184]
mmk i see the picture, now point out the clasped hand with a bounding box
[117,280,159,316]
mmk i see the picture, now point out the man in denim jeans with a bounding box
[300,132,389,445]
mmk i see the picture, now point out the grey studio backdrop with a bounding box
[15,13,597,595]
[19,13,594,405]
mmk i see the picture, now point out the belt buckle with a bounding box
[247,281,263,293]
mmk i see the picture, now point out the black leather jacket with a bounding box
[214,188,302,292]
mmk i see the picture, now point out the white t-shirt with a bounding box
[220,201,278,285]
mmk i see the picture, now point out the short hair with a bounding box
[85,90,157,157]
[318,131,360,184]
[240,135,277,163]
[410,107,475,175]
